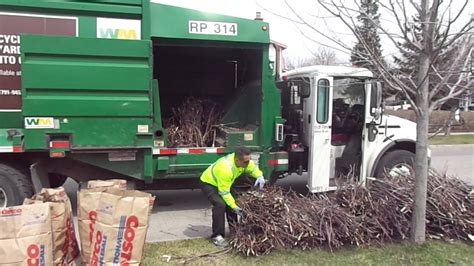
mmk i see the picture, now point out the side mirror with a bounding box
[367,123,378,142]
[370,81,383,119]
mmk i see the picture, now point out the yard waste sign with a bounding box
[0,13,77,111]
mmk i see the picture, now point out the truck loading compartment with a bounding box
[153,42,263,148]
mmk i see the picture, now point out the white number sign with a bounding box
[188,20,237,36]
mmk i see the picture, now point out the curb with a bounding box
[430,144,474,148]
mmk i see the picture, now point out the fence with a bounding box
[385,110,474,133]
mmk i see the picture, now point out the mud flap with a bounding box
[30,161,51,193]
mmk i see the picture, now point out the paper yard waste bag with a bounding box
[24,187,79,265]
[0,203,53,265]
[78,187,109,265]
[78,180,128,264]
[89,188,154,265]
[87,179,127,190]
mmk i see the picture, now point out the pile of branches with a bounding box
[231,171,473,256]
[165,97,222,147]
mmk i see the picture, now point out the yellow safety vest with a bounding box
[200,153,263,209]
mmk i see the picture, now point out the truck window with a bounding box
[332,78,366,133]
[333,78,365,106]
[317,79,330,123]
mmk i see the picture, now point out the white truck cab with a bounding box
[279,65,418,192]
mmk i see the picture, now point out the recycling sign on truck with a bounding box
[0,12,77,112]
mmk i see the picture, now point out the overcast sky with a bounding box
[151,0,473,64]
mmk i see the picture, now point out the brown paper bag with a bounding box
[89,188,154,265]
[0,203,53,265]
[78,187,108,265]
[24,187,79,265]
[87,179,127,190]
[78,179,127,264]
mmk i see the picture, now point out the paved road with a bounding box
[64,144,473,243]
[430,144,474,185]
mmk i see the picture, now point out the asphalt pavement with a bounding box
[64,144,474,243]
[429,144,474,185]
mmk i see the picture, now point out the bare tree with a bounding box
[285,47,339,69]
[313,47,339,65]
[273,0,473,243]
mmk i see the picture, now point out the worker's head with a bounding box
[235,147,251,168]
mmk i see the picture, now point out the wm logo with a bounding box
[99,28,138,40]
[24,117,55,129]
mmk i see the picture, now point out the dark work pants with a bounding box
[200,181,238,238]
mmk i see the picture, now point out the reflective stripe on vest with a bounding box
[211,155,234,184]
[224,156,234,172]
[210,164,218,184]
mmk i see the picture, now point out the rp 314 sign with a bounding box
[188,20,237,36]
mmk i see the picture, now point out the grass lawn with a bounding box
[143,239,473,265]
[429,134,474,145]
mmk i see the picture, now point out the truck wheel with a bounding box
[0,163,34,207]
[375,150,415,178]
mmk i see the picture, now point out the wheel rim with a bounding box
[0,187,7,208]
[388,163,413,178]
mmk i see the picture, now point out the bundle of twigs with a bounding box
[424,170,473,240]
[231,171,473,256]
[165,97,222,147]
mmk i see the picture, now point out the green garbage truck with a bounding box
[0,0,419,207]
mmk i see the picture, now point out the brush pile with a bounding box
[231,171,473,256]
[165,97,222,147]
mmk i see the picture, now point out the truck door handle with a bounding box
[308,114,311,124]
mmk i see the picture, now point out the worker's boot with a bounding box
[211,235,228,248]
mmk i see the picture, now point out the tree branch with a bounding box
[429,36,473,100]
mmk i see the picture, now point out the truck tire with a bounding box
[0,163,34,207]
[375,150,415,179]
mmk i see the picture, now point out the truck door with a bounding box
[307,77,334,192]
[360,81,383,182]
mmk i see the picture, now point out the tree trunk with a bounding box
[444,123,452,136]
[412,110,429,244]
[411,0,435,245]
[412,73,430,242]
[445,109,456,136]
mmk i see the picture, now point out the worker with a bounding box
[200,146,265,247]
